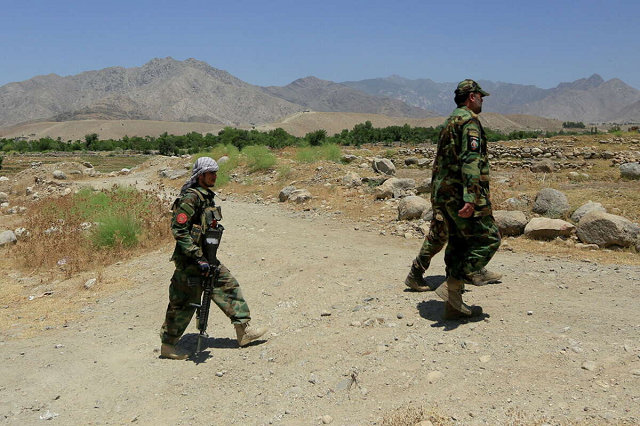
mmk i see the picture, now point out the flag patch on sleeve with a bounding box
[176,212,188,224]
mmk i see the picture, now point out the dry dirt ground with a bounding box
[0,111,563,141]
[1,158,640,426]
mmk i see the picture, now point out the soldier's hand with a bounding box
[196,258,210,276]
[458,202,475,218]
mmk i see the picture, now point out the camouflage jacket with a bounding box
[170,186,217,266]
[431,106,492,215]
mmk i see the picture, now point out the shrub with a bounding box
[13,186,170,275]
[295,144,342,163]
[243,145,277,172]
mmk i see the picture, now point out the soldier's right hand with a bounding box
[196,258,210,275]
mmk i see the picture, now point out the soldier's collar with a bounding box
[460,106,478,118]
[194,186,216,197]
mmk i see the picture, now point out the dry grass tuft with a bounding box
[10,185,172,277]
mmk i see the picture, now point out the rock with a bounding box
[82,161,93,168]
[309,374,319,384]
[372,158,396,176]
[279,186,297,202]
[404,157,419,166]
[398,196,430,220]
[630,369,640,376]
[341,154,358,163]
[417,158,431,168]
[62,188,72,196]
[217,156,230,165]
[416,178,432,194]
[14,227,29,239]
[289,189,312,204]
[0,176,8,182]
[524,218,575,240]
[421,206,434,221]
[374,178,416,200]
[493,210,528,236]
[620,162,640,180]
[532,188,570,217]
[84,278,97,290]
[582,361,597,371]
[321,415,334,424]
[577,211,640,248]
[426,371,443,383]
[531,147,543,155]
[52,170,67,180]
[571,201,606,223]
[531,159,555,173]
[568,171,588,182]
[120,168,130,175]
[504,196,530,210]
[0,192,8,203]
[0,230,17,246]
[341,172,362,188]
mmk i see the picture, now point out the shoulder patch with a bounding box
[176,212,189,224]
[468,135,480,151]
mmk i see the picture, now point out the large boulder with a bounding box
[571,201,606,223]
[494,210,528,236]
[404,157,419,166]
[577,211,640,248]
[532,188,570,217]
[398,196,430,221]
[288,189,312,204]
[620,162,640,180]
[0,230,17,247]
[0,192,8,203]
[52,170,67,180]
[531,159,555,173]
[416,178,432,195]
[417,158,431,168]
[341,172,362,188]
[372,158,396,176]
[341,154,358,163]
[374,178,416,200]
[279,185,297,202]
[524,218,575,240]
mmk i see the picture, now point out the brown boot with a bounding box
[404,266,434,292]
[235,322,268,347]
[160,343,191,360]
[435,276,483,319]
[469,268,502,286]
[443,301,483,320]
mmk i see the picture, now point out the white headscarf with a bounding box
[179,157,219,195]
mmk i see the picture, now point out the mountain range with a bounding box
[0,57,638,129]
[342,74,640,123]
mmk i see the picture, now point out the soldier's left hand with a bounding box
[458,202,475,218]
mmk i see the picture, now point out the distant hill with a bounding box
[0,57,305,127]
[342,74,640,123]
[262,76,438,118]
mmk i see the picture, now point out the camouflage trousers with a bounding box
[160,263,251,345]
[414,203,501,281]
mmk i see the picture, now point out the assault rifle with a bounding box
[190,215,224,356]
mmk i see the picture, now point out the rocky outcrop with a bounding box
[494,210,528,236]
[524,218,575,240]
[397,196,430,221]
[577,211,640,248]
[532,188,570,217]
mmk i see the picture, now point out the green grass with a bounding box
[295,144,342,163]
[91,214,141,247]
[194,144,241,187]
[242,145,277,172]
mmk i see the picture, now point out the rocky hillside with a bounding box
[0,57,305,127]
[342,74,640,123]
[262,76,437,118]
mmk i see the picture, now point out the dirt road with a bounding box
[1,172,639,425]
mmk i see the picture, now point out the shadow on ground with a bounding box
[417,300,489,331]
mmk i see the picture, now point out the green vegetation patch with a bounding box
[295,144,342,163]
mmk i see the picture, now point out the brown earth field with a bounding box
[0,111,564,141]
[0,138,639,426]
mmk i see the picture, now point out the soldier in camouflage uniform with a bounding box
[160,157,267,359]
[405,80,502,319]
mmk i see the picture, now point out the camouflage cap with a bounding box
[455,79,490,96]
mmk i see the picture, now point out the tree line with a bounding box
[0,121,586,156]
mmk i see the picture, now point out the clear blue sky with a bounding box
[2,0,639,89]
